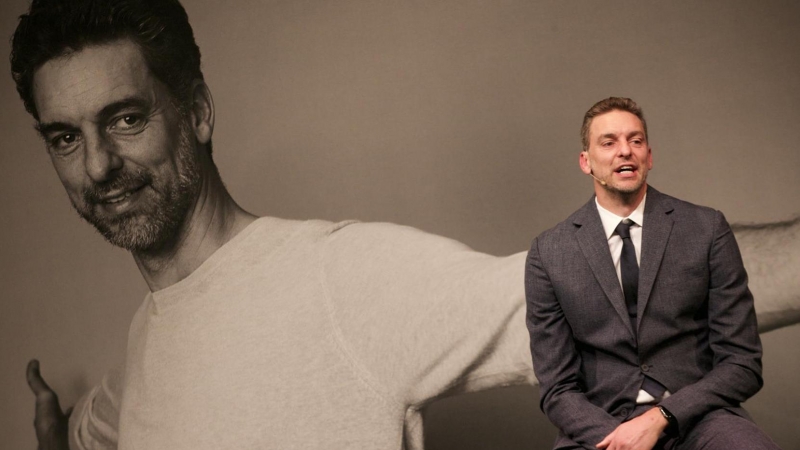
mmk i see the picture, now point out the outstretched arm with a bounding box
[22,216,798,450]
[733,216,800,332]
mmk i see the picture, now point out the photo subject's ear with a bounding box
[191,80,214,145]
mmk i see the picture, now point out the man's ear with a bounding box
[579,150,592,175]
[189,79,214,145]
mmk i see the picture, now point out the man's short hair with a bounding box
[581,97,648,151]
[10,0,203,121]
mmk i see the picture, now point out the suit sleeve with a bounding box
[659,211,763,435]
[525,237,619,447]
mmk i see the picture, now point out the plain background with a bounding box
[1,1,798,448]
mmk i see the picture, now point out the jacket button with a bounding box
[641,364,650,372]
[620,408,629,416]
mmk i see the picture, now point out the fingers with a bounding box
[27,360,72,450]
[25,359,61,412]
[27,359,55,394]
[596,431,613,449]
[26,359,64,416]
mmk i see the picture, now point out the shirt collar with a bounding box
[595,194,647,240]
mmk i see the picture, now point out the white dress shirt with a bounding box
[595,196,645,290]
[595,195,671,404]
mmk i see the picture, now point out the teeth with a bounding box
[106,191,132,204]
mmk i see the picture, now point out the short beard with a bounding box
[602,175,647,203]
[73,119,202,252]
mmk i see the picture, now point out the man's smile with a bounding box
[613,164,639,179]
[90,182,149,216]
[100,185,144,203]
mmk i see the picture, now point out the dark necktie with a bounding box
[616,220,668,399]
[615,220,638,335]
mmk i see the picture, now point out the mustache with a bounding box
[83,169,153,204]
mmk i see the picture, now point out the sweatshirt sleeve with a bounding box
[320,222,535,409]
[68,368,121,449]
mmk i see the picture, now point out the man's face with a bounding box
[581,109,653,197]
[32,39,201,252]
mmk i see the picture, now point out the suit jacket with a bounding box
[525,186,763,449]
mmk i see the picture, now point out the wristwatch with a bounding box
[658,405,679,437]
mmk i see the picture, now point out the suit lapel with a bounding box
[573,199,635,339]
[636,187,674,333]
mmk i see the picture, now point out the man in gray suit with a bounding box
[525,97,779,450]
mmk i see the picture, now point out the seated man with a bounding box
[526,97,782,449]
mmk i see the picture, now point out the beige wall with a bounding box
[1,1,798,448]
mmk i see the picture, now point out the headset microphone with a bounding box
[588,169,607,186]
[585,156,608,186]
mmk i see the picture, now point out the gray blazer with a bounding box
[525,186,763,449]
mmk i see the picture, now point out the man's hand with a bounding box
[595,407,666,450]
[26,359,71,450]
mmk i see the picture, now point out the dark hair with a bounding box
[581,97,647,151]
[10,0,203,121]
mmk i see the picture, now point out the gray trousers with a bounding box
[673,408,781,450]
[558,406,781,450]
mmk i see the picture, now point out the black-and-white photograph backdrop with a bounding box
[1,1,798,448]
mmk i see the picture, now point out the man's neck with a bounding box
[133,168,257,292]
[595,185,647,218]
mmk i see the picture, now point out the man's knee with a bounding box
[678,410,779,450]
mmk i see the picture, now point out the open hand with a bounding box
[596,407,666,450]
[26,359,71,450]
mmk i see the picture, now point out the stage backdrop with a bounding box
[1,1,798,448]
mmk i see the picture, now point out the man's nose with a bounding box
[84,134,123,183]
[618,141,632,157]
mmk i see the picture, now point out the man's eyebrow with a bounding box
[35,121,76,138]
[597,131,645,141]
[97,96,151,120]
[34,96,152,138]
[598,132,618,141]
[627,131,645,139]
